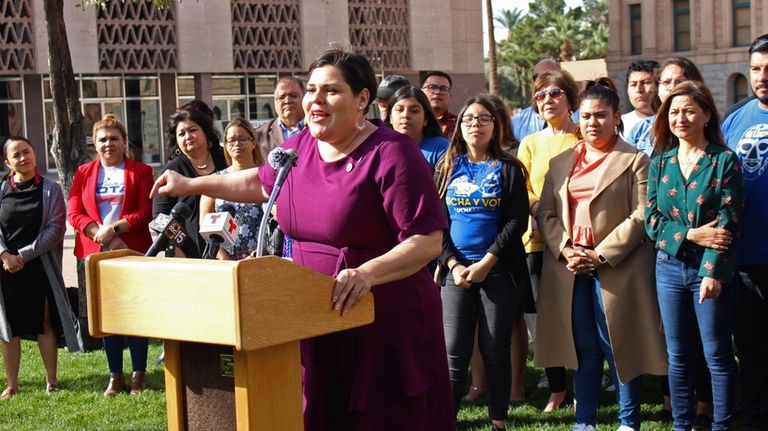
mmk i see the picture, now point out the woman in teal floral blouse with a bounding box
[645,81,744,431]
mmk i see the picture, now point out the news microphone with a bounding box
[145,202,193,257]
[256,148,298,258]
[200,203,238,259]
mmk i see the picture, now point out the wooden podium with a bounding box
[85,250,374,430]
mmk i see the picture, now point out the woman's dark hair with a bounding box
[166,107,220,161]
[3,136,35,181]
[532,70,580,113]
[658,57,704,83]
[580,77,624,135]
[178,100,215,120]
[652,81,725,154]
[222,118,264,167]
[437,94,527,196]
[3,136,33,160]
[489,95,519,150]
[308,44,377,113]
[385,85,442,138]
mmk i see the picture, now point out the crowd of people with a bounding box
[0,35,766,431]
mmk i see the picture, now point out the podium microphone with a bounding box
[256,148,298,258]
[200,203,238,259]
[145,202,193,257]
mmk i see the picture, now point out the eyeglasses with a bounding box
[277,92,302,101]
[225,136,253,145]
[534,87,564,102]
[461,114,494,127]
[422,84,451,94]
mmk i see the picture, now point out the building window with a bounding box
[42,76,163,170]
[731,73,749,105]
[177,75,278,131]
[0,78,25,155]
[673,0,691,51]
[629,4,642,55]
[733,0,751,47]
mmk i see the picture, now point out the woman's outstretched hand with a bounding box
[150,171,190,199]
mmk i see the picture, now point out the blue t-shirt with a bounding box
[721,98,768,265]
[419,134,449,170]
[446,155,503,261]
[626,115,656,156]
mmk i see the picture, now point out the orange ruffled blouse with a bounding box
[567,142,612,247]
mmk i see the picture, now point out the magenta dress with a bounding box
[259,124,455,430]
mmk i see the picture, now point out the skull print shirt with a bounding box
[722,98,768,265]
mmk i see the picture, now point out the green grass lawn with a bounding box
[0,340,677,430]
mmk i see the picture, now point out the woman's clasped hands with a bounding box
[1,251,25,273]
[562,245,598,275]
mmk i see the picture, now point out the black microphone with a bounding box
[200,203,238,259]
[256,148,298,257]
[145,202,193,257]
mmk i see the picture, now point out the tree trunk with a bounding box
[43,0,88,196]
[485,0,498,95]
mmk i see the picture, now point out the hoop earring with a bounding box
[174,147,181,155]
[208,141,213,150]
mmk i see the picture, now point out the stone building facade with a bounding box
[1,0,484,172]
[606,0,763,114]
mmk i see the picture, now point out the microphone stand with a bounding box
[256,163,289,257]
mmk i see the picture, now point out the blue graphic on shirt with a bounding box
[733,123,768,181]
[446,156,503,261]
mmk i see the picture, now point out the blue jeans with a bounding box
[572,274,643,429]
[655,250,737,431]
[103,335,148,374]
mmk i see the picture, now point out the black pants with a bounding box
[442,265,518,420]
[528,252,567,393]
[733,264,768,430]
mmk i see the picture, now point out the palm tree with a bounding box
[546,13,582,62]
[494,8,523,41]
[485,0,498,95]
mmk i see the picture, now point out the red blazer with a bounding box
[68,158,154,259]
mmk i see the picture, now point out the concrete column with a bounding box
[300,0,348,67]
[176,0,233,73]
[22,75,45,160]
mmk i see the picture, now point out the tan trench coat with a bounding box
[533,139,667,383]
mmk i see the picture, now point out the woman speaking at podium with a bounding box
[152,45,455,430]
[68,114,154,397]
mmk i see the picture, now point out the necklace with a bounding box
[189,154,210,170]
[333,125,365,157]
[677,150,703,179]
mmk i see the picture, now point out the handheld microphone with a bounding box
[256,148,298,258]
[145,202,193,257]
[148,213,171,242]
[200,203,238,259]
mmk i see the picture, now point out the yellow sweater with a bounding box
[517,131,580,253]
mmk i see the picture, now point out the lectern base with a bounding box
[180,342,236,431]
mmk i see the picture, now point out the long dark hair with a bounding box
[652,81,725,154]
[437,95,527,197]
[385,85,442,138]
[166,107,221,161]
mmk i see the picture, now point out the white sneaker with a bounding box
[572,424,597,431]
[616,426,637,431]
[536,370,549,389]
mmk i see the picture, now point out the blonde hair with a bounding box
[92,113,127,143]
